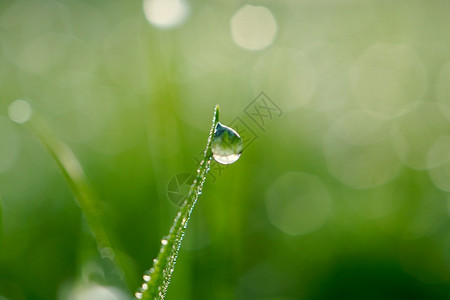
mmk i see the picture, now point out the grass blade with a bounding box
[9,100,125,286]
[136,105,220,300]
[0,195,3,252]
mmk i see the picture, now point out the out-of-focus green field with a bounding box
[1,0,450,299]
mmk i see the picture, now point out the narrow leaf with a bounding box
[137,105,220,300]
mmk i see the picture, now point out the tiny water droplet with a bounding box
[142,283,148,290]
[161,239,168,245]
[211,122,243,164]
[143,274,151,281]
[135,292,143,299]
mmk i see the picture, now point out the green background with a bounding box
[1,0,450,299]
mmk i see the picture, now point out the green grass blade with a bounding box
[0,195,3,252]
[137,105,220,300]
[13,105,126,286]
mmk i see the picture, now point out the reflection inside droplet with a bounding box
[211,122,243,164]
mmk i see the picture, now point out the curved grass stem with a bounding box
[22,112,126,286]
[137,105,220,300]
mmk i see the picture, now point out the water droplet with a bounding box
[211,122,243,164]
[161,239,168,245]
[135,292,143,299]
[142,283,148,290]
[143,274,151,281]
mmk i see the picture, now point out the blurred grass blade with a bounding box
[137,105,220,300]
[0,195,3,251]
[11,101,126,286]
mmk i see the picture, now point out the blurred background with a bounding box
[1,0,450,299]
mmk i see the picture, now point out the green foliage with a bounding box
[1,1,450,299]
[0,196,3,250]
[22,108,126,287]
[138,105,219,300]
[18,104,224,299]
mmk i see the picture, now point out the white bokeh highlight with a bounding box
[350,43,426,119]
[230,5,277,51]
[252,48,316,111]
[62,283,128,300]
[8,99,32,124]
[143,0,189,29]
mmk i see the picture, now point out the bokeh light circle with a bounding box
[436,62,450,102]
[252,48,316,111]
[391,102,450,170]
[428,136,450,191]
[329,110,391,146]
[427,136,450,169]
[230,5,277,51]
[429,164,450,192]
[350,43,426,119]
[324,124,402,189]
[8,99,32,124]
[265,172,331,236]
[62,283,129,300]
[303,42,352,112]
[143,0,189,29]
[435,61,450,120]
